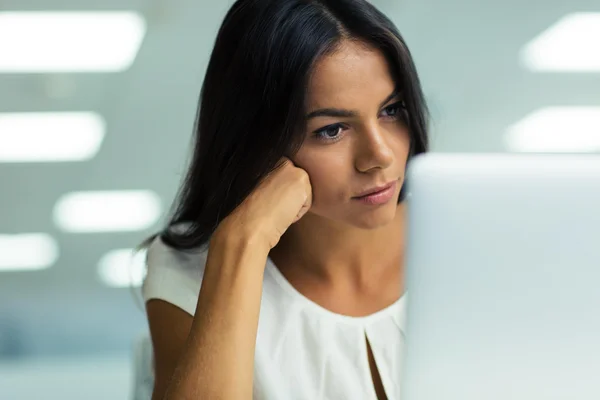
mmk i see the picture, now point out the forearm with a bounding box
[163,232,268,400]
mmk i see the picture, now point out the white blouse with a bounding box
[143,235,407,400]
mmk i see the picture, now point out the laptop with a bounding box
[402,153,600,400]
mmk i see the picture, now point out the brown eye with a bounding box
[313,123,345,143]
[381,101,405,119]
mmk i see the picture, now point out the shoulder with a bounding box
[142,234,209,316]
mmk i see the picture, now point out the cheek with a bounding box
[293,151,350,204]
[394,127,412,163]
[396,124,411,148]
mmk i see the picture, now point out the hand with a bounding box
[216,157,312,249]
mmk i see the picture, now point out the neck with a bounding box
[271,202,406,291]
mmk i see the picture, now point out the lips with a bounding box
[354,181,396,198]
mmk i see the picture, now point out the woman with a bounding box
[143,0,428,399]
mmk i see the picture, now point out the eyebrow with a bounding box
[305,88,401,120]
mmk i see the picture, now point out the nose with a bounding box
[354,122,395,173]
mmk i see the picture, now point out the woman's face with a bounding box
[292,40,411,230]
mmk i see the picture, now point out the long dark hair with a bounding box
[155,0,429,250]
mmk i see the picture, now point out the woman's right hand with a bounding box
[215,157,313,250]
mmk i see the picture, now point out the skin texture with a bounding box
[147,40,409,400]
[271,40,409,318]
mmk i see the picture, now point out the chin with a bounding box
[310,194,401,229]
[347,203,399,230]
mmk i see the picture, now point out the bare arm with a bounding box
[148,158,311,399]
[146,300,192,400]
[148,232,269,400]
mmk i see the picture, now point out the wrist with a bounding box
[211,223,270,257]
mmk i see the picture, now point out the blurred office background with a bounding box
[0,0,598,398]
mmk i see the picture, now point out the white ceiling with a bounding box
[1,0,598,359]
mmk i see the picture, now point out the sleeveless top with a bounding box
[143,235,407,399]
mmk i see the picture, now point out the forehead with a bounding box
[306,41,396,110]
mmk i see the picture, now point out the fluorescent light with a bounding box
[521,13,600,72]
[98,248,146,287]
[506,107,600,152]
[53,190,162,233]
[0,233,58,272]
[0,112,105,163]
[0,11,146,73]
